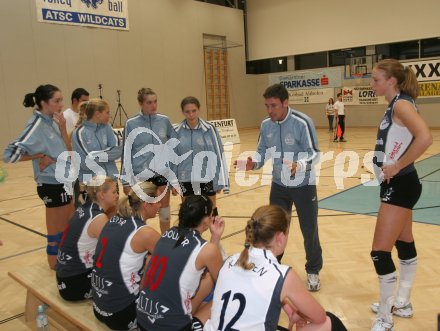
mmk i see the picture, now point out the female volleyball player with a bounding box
[72,98,122,206]
[369,59,432,331]
[120,88,176,233]
[136,194,225,331]
[204,205,346,331]
[3,84,74,269]
[91,182,161,330]
[56,176,118,301]
[173,96,229,215]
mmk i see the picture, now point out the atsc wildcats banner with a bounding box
[36,0,129,30]
[404,58,440,82]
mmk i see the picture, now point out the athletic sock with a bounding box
[397,257,417,305]
[378,271,397,323]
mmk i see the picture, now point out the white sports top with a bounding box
[204,247,290,331]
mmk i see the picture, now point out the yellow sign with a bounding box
[419,81,440,98]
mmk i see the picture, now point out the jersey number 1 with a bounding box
[95,237,108,268]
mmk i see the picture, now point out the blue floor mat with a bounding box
[319,154,440,225]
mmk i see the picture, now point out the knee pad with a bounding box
[370,250,396,275]
[159,206,170,223]
[47,233,61,255]
[395,240,417,260]
[46,244,59,255]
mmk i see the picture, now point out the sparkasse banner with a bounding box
[269,67,342,90]
[36,0,129,30]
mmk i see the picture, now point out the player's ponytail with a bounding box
[23,84,60,109]
[400,66,419,99]
[237,205,290,270]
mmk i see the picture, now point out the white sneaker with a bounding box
[306,273,320,291]
[370,301,413,318]
[371,317,394,331]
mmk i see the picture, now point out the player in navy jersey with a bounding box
[136,195,225,331]
[369,59,432,331]
[204,205,346,331]
[91,182,161,330]
[3,84,74,269]
[56,176,118,301]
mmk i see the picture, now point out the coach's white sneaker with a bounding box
[371,317,394,331]
[370,301,413,318]
[306,273,320,291]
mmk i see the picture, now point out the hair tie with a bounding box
[244,243,250,249]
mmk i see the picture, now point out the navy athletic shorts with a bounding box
[180,181,216,197]
[380,170,422,209]
[37,183,72,208]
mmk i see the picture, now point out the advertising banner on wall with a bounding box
[288,88,334,105]
[403,59,440,82]
[341,86,387,105]
[269,67,342,90]
[418,81,440,97]
[208,119,240,144]
[113,118,240,146]
[36,0,129,30]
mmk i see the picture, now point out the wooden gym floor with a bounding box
[0,127,439,330]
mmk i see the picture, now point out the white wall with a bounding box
[0,0,263,149]
[2,0,439,152]
[246,0,440,60]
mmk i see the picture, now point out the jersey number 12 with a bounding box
[218,290,246,331]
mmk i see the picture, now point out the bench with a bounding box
[8,264,110,331]
[9,264,292,331]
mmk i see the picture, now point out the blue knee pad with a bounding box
[47,232,63,243]
[46,244,59,255]
[395,240,417,260]
[370,250,396,275]
[46,233,62,256]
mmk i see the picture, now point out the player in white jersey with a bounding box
[205,205,346,331]
[369,59,432,331]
